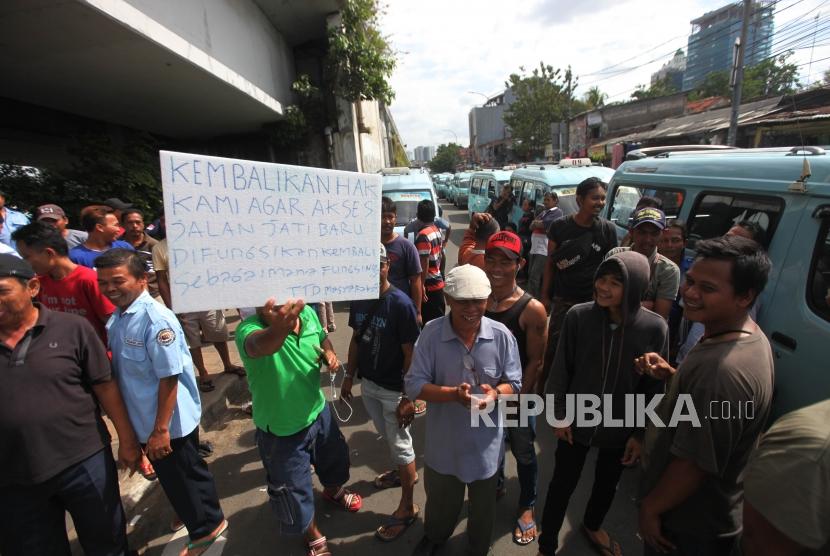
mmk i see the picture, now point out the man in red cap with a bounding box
[34,204,88,250]
[482,231,548,546]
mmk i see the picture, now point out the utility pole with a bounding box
[728,0,752,146]
[562,68,572,159]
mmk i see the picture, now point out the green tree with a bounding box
[429,143,463,173]
[631,76,678,100]
[583,86,607,109]
[742,51,801,99]
[503,62,571,160]
[689,51,801,101]
[693,70,731,99]
[327,0,396,104]
[0,131,163,224]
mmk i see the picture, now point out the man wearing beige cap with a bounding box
[405,264,522,556]
[34,204,88,250]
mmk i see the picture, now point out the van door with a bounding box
[761,199,830,419]
[511,180,535,227]
[469,177,487,215]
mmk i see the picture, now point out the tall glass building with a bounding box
[682,1,774,90]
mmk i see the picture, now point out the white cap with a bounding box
[379,243,387,262]
[444,264,491,300]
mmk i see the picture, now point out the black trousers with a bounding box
[151,427,225,540]
[422,288,446,324]
[537,440,626,555]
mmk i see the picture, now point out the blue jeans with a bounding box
[256,404,350,535]
[0,448,128,556]
[497,414,538,508]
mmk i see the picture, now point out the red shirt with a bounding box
[37,265,115,344]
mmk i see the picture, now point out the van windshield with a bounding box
[384,190,433,225]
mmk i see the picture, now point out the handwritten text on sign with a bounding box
[160,151,382,313]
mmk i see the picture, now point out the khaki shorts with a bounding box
[180,309,229,348]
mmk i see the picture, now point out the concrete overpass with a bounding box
[0,0,344,166]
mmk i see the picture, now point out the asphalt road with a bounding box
[123,202,643,556]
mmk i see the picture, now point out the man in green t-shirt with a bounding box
[235,298,361,556]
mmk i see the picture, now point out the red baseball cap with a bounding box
[485,231,522,260]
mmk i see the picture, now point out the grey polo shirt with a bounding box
[404,316,522,483]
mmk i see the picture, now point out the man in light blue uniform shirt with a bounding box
[0,191,31,248]
[405,264,522,556]
[96,248,227,555]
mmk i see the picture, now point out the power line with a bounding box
[579,0,816,90]
[580,0,785,78]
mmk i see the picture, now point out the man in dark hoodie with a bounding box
[538,250,668,556]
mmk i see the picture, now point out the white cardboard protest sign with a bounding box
[159,150,382,313]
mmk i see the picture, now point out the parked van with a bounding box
[508,159,615,227]
[380,167,441,235]
[601,146,830,418]
[451,172,473,209]
[467,170,513,217]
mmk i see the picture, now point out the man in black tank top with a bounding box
[482,231,548,546]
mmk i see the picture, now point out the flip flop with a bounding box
[322,487,362,512]
[374,469,401,489]
[180,519,228,556]
[375,505,420,542]
[513,517,537,546]
[223,365,246,377]
[414,400,427,415]
[198,380,215,393]
[374,470,420,489]
[582,524,622,556]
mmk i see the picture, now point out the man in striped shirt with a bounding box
[414,200,445,324]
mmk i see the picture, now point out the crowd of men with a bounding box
[0,184,827,556]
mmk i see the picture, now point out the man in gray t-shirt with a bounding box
[606,207,679,320]
[635,235,773,556]
[35,204,88,250]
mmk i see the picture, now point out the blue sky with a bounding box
[382,0,830,149]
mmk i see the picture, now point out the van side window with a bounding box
[607,186,685,231]
[521,181,535,204]
[687,193,783,249]
[488,181,496,198]
[471,178,481,196]
[808,218,830,322]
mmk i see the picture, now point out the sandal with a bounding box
[223,365,246,377]
[414,400,427,415]
[307,536,331,556]
[374,470,401,489]
[179,519,227,556]
[322,487,362,512]
[374,470,420,489]
[582,524,622,556]
[513,517,537,546]
[375,504,420,542]
[198,379,215,393]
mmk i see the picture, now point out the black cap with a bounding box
[0,254,35,280]
[103,197,133,210]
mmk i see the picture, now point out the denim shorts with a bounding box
[361,378,415,466]
[255,405,350,535]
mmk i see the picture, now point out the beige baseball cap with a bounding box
[444,264,491,300]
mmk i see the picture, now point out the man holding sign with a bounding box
[236,297,361,556]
